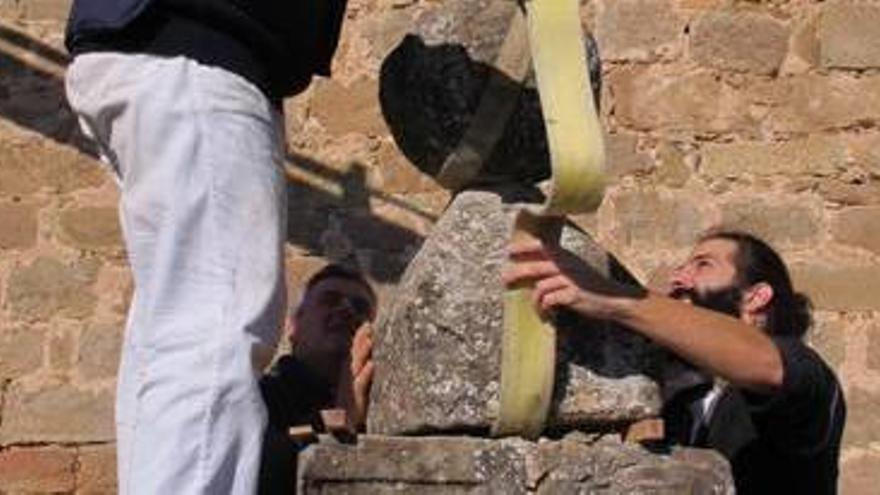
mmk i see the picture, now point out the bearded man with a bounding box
[503,230,846,495]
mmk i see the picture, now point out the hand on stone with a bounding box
[349,322,375,430]
[503,239,646,320]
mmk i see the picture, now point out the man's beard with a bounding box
[671,285,743,318]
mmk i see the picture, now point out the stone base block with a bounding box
[298,434,734,494]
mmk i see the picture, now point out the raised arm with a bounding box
[502,239,783,392]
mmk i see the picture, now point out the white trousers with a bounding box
[66,53,287,495]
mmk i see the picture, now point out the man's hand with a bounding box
[334,322,375,431]
[350,322,375,430]
[502,238,645,320]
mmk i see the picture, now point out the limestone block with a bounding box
[0,381,114,443]
[0,201,38,250]
[59,206,122,249]
[595,0,685,62]
[298,435,734,494]
[831,206,880,256]
[701,136,845,179]
[719,197,821,248]
[751,74,880,133]
[605,132,653,179]
[690,10,789,75]
[808,312,846,369]
[819,0,880,69]
[77,321,124,380]
[0,446,76,493]
[791,263,880,312]
[7,256,99,323]
[0,139,104,196]
[608,66,745,134]
[368,189,663,436]
[611,189,709,249]
[77,444,118,494]
[311,78,386,137]
[0,324,44,380]
[841,450,880,495]
[841,388,880,449]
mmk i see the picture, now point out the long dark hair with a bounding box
[700,230,813,338]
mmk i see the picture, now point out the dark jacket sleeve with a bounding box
[741,337,845,455]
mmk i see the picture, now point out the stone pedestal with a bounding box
[368,189,666,435]
[298,435,734,494]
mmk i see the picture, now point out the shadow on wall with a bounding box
[285,152,429,283]
[0,21,428,284]
[378,33,601,188]
[0,23,97,156]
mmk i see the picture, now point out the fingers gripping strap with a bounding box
[494,0,606,439]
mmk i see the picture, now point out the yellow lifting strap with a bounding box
[492,0,606,439]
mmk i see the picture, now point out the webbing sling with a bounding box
[435,8,532,190]
[492,0,606,439]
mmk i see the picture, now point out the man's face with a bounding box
[669,238,744,318]
[289,276,375,383]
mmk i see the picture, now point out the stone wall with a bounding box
[0,0,877,492]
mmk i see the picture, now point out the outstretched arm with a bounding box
[502,239,783,392]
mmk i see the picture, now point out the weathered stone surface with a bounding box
[719,197,821,247]
[49,326,76,373]
[831,207,880,255]
[0,381,114,443]
[654,141,692,187]
[298,435,734,494]
[818,180,880,206]
[750,74,880,133]
[7,256,99,322]
[369,189,663,436]
[378,0,601,186]
[691,10,789,75]
[0,446,76,493]
[701,136,845,179]
[311,78,387,137]
[59,206,122,249]
[808,312,846,369]
[2,0,72,22]
[77,321,124,380]
[781,12,820,74]
[842,388,880,449]
[611,188,710,249]
[0,202,38,249]
[849,131,880,176]
[0,324,44,380]
[819,0,880,69]
[605,132,653,178]
[373,140,439,193]
[0,140,104,196]
[595,0,685,62]
[609,66,745,133]
[867,320,880,373]
[791,263,880,311]
[841,450,880,495]
[77,444,117,494]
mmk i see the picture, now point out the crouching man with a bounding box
[258,264,376,494]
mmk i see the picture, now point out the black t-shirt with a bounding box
[258,355,334,495]
[664,337,846,495]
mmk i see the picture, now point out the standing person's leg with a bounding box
[66,53,287,494]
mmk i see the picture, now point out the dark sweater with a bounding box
[66,0,348,100]
[258,355,334,495]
